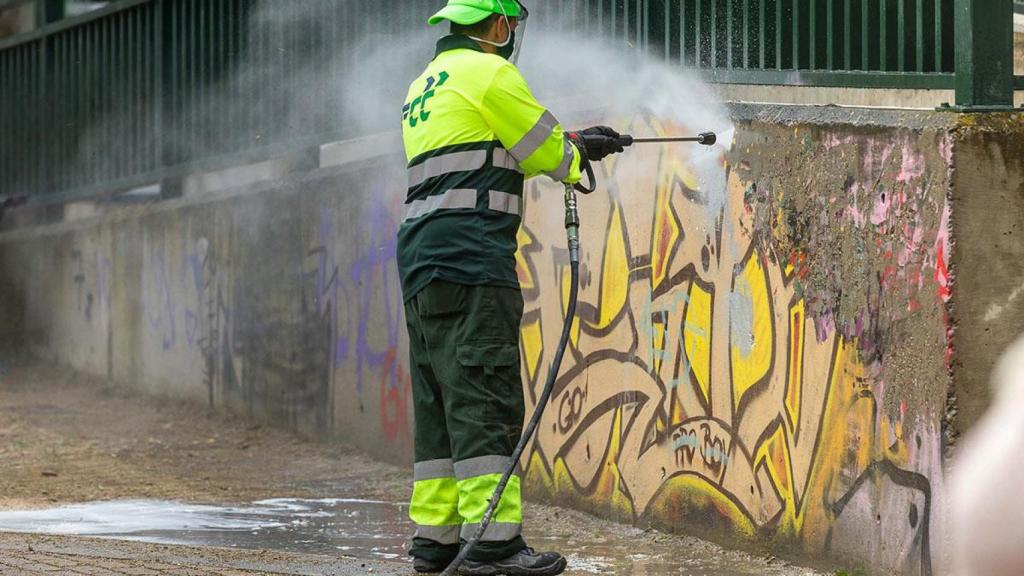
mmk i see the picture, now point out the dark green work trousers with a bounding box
[405,280,528,564]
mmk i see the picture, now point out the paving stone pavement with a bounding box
[0,533,409,576]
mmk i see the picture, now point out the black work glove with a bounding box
[567,126,625,163]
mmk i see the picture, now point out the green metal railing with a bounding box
[0,0,1020,204]
[541,0,958,88]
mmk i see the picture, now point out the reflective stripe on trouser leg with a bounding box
[455,455,522,542]
[410,458,461,544]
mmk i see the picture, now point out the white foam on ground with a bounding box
[0,499,322,536]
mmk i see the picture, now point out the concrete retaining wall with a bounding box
[5,105,1018,575]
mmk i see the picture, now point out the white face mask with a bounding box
[467,1,528,64]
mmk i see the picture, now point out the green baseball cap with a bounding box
[428,0,524,26]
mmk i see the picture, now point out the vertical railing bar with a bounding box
[49,35,58,189]
[101,18,109,183]
[916,0,924,71]
[108,17,116,181]
[827,0,834,69]
[105,17,112,182]
[94,20,102,183]
[664,0,670,61]
[933,0,941,72]
[192,0,200,160]
[880,0,888,70]
[611,0,617,43]
[630,0,638,50]
[696,0,702,67]
[862,0,870,69]
[218,0,227,150]
[73,30,81,187]
[897,0,905,71]
[33,40,40,194]
[681,0,687,65]
[126,12,134,178]
[742,0,749,68]
[111,16,119,181]
[809,0,816,69]
[202,0,211,154]
[792,0,799,68]
[775,0,781,69]
[727,0,733,68]
[135,7,142,173]
[90,22,98,184]
[759,0,765,68]
[116,15,125,180]
[644,0,650,53]
[844,0,851,70]
[711,0,717,68]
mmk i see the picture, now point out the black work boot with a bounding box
[458,547,567,575]
[413,556,448,573]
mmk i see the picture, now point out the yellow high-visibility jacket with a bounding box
[398,34,583,301]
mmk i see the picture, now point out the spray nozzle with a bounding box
[581,131,718,152]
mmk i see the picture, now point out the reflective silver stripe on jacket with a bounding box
[415,524,461,545]
[488,191,522,218]
[492,148,523,173]
[403,189,477,222]
[414,458,455,481]
[544,137,576,182]
[403,190,522,222]
[459,521,522,542]
[509,110,558,162]
[407,150,488,190]
[454,455,514,480]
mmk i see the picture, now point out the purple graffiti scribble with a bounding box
[146,245,176,351]
[313,203,351,365]
[348,198,402,394]
[182,239,210,349]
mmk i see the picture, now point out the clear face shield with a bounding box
[468,1,529,63]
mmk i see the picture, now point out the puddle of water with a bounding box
[0,499,410,562]
[0,499,821,575]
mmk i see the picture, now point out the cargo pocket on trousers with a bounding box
[456,341,524,437]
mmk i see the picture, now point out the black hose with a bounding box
[440,186,581,576]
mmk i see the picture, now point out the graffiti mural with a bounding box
[518,115,947,575]
[300,176,413,453]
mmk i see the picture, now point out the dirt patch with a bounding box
[0,362,408,510]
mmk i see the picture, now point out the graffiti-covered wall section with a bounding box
[0,155,414,462]
[518,108,952,576]
[0,106,960,575]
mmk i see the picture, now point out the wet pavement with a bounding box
[0,498,826,575]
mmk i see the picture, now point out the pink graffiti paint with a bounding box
[897,143,925,183]
[823,134,856,150]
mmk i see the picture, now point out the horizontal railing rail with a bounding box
[0,0,1020,205]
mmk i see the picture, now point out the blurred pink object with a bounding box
[952,336,1024,576]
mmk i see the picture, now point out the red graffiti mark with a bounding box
[380,348,412,445]
[935,243,951,302]
[935,243,954,368]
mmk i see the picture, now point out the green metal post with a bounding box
[953,0,1014,109]
[35,0,63,24]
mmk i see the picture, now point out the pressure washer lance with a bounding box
[440,130,716,576]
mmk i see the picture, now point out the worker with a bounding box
[398,1,624,574]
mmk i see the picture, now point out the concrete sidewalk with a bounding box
[0,363,827,576]
[0,532,407,575]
